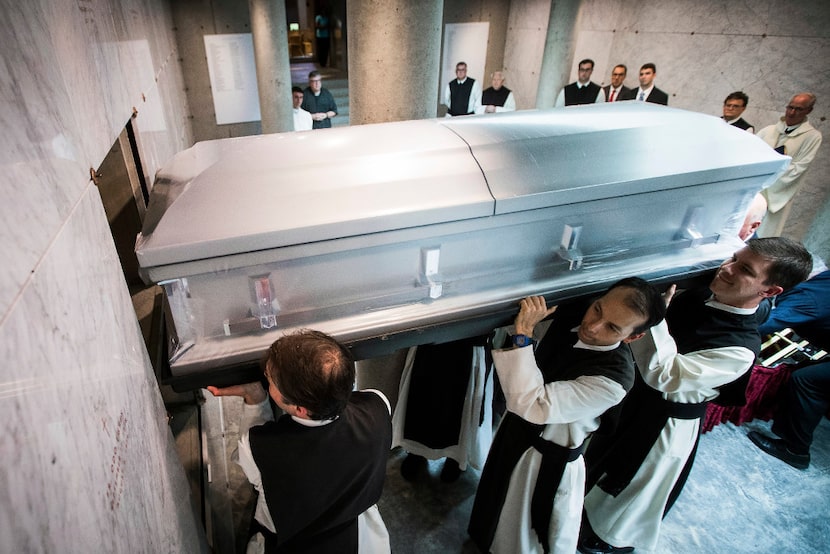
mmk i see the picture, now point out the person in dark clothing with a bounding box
[477,70,516,113]
[442,61,482,116]
[555,58,605,107]
[208,330,392,553]
[722,91,754,132]
[749,269,830,470]
[580,237,812,554]
[468,278,665,554]
[619,63,669,105]
[301,70,338,129]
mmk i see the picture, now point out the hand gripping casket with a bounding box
[135,103,787,383]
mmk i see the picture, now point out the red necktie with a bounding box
[609,89,616,102]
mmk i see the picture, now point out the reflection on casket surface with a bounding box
[135,102,788,384]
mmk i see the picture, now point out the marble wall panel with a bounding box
[2,0,201,550]
[0,188,205,552]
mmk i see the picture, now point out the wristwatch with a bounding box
[512,334,534,347]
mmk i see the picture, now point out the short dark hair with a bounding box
[641,63,656,72]
[579,59,595,69]
[613,64,627,74]
[292,86,303,94]
[607,277,666,334]
[725,91,749,107]
[308,70,322,80]
[263,330,355,420]
[746,237,812,290]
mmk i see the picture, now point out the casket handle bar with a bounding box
[558,223,583,270]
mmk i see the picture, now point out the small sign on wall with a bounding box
[204,34,261,125]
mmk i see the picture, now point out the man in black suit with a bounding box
[555,58,605,107]
[621,63,668,105]
[721,91,754,133]
[603,64,631,103]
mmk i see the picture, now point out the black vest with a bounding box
[564,81,601,105]
[482,86,511,107]
[249,392,392,553]
[469,303,635,553]
[587,287,761,497]
[449,78,475,115]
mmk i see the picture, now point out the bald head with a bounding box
[785,92,816,127]
[491,71,505,90]
[739,193,767,241]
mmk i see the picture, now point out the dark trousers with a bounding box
[772,360,830,454]
[316,37,330,67]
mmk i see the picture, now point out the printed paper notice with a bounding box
[204,34,261,124]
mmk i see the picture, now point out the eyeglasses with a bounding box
[310,78,322,82]
[724,103,744,109]
[786,105,808,112]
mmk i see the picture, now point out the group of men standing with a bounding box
[554,59,669,107]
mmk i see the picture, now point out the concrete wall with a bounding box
[171,0,262,140]
[0,0,205,551]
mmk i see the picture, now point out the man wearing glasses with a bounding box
[301,70,338,129]
[443,61,482,116]
[755,93,822,237]
[602,64,631,103]
[721,91,754,133]
[555,59,606,107]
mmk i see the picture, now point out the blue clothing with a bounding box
[758,270,830,349]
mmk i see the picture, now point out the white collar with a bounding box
[704,296,759,315]
[291,414,337,427]
[569,327,621,351]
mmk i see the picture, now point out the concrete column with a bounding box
[536,0,582,109]
[249,0,294,133]
[347,0,444,125]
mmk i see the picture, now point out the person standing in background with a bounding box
[755,93,822,237]
[603,64,631,103]
[301,70,338,130]
[291,86,313,132]
[721,91,754,133]
[477,70,516,113]
[443,62,482,116]
[314,10,330,68]
[555,59,606,107]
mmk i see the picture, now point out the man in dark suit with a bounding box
[603,64,631,103]
[620,63,668,105]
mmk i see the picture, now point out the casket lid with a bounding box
[136,104,787,268]
[444,102,786,214]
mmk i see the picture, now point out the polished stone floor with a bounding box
[378,416,830,553]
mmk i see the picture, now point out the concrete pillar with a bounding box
[249,0,294,133]
[347,0,444,125]
[536,0,582,109]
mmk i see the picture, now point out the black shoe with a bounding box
[440,458,463,482]
[577,534,634,554]
[748,431,810,470]
[400,453,427,481]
